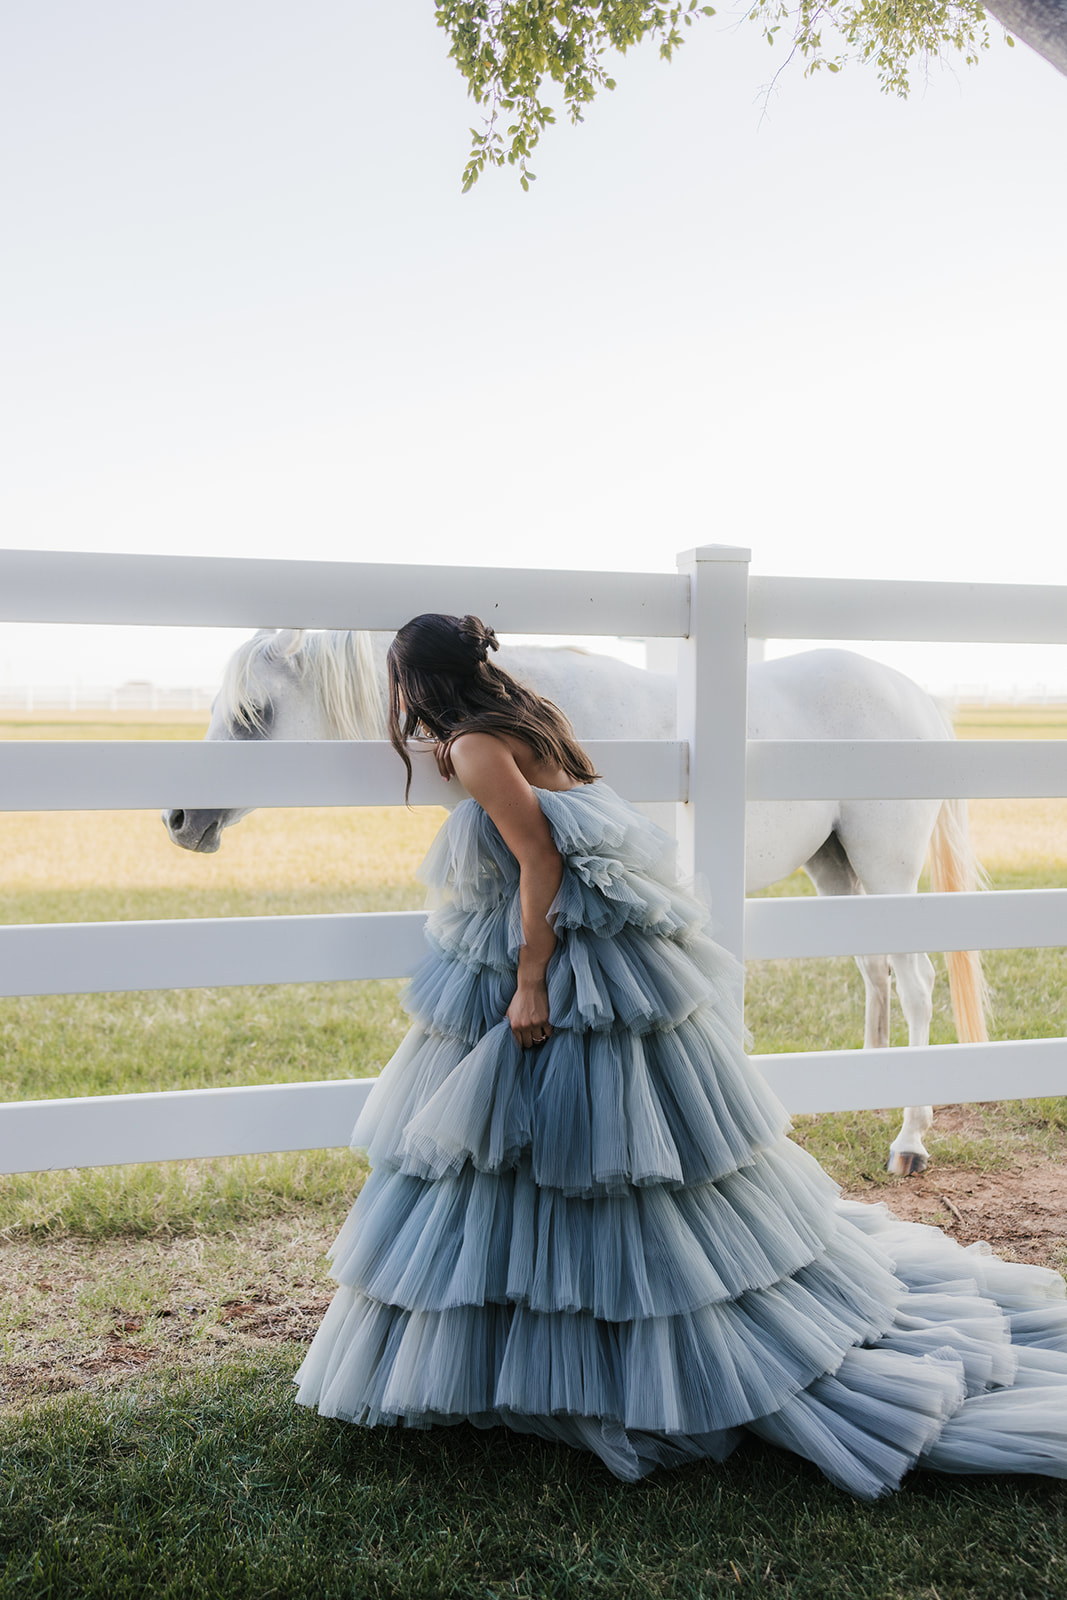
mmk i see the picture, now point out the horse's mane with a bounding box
[218,629,386,738]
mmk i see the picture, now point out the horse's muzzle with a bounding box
[162,809,224,853]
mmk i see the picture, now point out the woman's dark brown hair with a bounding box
[387,613,599,800]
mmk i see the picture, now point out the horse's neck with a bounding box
[307,629,389,739]
[366,633,391,716]
[367,631,391,680]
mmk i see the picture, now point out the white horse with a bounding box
[164,629,989,1176]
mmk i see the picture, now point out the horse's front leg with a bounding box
[886,950,936,1176]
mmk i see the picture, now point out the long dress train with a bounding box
[294,782,1067,1497]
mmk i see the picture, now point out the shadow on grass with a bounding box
[3,1352,1066,1600]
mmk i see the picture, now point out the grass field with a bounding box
[2,706,1065,1230]
[2,706,1066,1598]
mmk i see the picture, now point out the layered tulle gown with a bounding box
[294,782,1067,1496]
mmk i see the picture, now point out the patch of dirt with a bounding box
[214,1293,333,1341]
[841,1106,1067,1268]
[844,1161,1067,1265]
[0,1221,338,1409]
[0,1293,335,1407]
[3,1138,1065,1414]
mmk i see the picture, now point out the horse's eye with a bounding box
[228,701,275,739]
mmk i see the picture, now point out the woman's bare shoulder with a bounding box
[445,732,526,790]
[447,731,511,758]
[446,730,582,794]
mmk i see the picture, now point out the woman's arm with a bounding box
[444,733,562,1051]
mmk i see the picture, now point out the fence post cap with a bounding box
[676,544,752,566]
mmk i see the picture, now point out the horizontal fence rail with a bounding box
[749,575,1067,644]
[8,889,1067,998]
[4,889,1063,1000]
[5,737,1065,811]
[0,739,688,810]
[746,740,1067,801]
[0,912,428,997]
[0,549,689,637]
[4,1036,1065,1174]
[10,551,1067,643]
[754,1036,1067,1115]
[4,547,1067,1173]
[0,1081,376,1174]
[744,890,1067,961]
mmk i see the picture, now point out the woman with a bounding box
[295,613,1067,1496]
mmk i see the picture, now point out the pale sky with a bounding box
[3,1,1066,694]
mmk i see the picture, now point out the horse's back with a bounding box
[505,646,674,740]
[501,643,949,747]
[748,649,949,743]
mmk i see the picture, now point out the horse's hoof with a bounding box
[887,1150,928,1177]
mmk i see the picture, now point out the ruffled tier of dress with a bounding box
[294,781,1067,1497]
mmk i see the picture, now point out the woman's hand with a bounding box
[507,979,553,1052]
[433,739,456,780]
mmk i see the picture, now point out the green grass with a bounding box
[3,1354,1067,1600]
[0,1146,362,1242]
[0,955,408,1240]
[742,854,1067,1191]
[0,884,427,923]
[0,973,402,1239]
[4,905,1065,1238]
[3,863,1067,1237]
[748,937,1067,1191]
[3,708,1067,1595]
[0,978,408,1102]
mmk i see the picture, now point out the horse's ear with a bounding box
[265,629,305,660]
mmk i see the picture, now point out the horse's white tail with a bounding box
[927,796,991,1044]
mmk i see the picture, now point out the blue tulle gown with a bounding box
[294,782,1067,1496]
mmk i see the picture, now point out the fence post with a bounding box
[676,545,751,969]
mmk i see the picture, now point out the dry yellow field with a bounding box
[967,797,1067,871]
[0,706,1063,894]
[955,708,1067,871]
[0,710,445,898]
[0,806,446,896]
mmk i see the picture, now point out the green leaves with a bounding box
[437,1,717,189]
[437,0,992,187]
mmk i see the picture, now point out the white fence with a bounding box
[1,546,1066,1175]
[0,684,214,712]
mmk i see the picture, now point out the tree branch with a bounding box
[982,0,1067,73]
